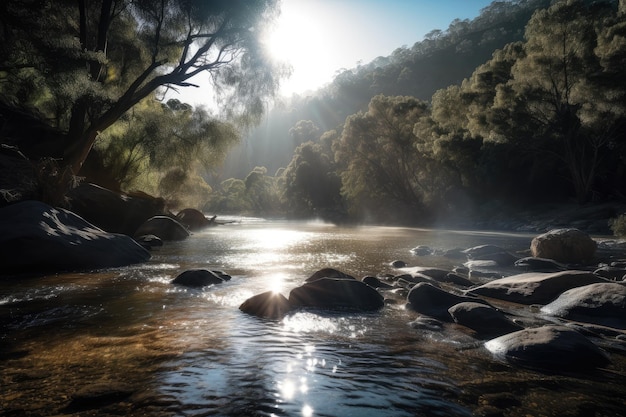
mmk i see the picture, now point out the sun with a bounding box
[262,0,336,95]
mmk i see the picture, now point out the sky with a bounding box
[174,0,497,105]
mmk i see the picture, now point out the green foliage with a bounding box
[0,0,284,180]
[610,214,626,237]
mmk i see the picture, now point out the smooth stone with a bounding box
[540,282,626,330]
[134,215,190,241]
[407,282,489,322]
[289,278,384,311]
[448,302,523,339]
[305,267,356,282]
[172,269,225,287]
[467,270,608,305]
[239,291,292,320]
[484,325,610,371]
[530,228,597,263]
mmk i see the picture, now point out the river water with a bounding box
[1,219,625,416]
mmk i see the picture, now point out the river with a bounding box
[1,219,625,416]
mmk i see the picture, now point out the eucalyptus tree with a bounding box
[334,95,453,222]
[0,0,284,178]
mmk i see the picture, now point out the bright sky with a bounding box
[172,0,496,105]
[267,0,496,96]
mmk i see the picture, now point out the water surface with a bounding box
[1,220,625,416]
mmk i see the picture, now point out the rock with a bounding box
[134,234,163,250]
[467,270,607,305]
[448,302,523,339]
[175,208,215,231]
[463,245,519,266]
[305,268,355,282]
[514,257,567,272]
[409,316,444,331]
[211,270,232,281]
[407,282,489,322]
[484,325,610,371]
[530,228,597,263]
[362,276,395,290]
[440,273,474,287]
[0,200,150,274]
[67,183,166,236]
[289,278,384,311]
[593,266,626,281]
[540,283,626,330]
[172,269,225,287]
[391,260,407,268]
[410,245,432,256]
[239,291,292,320]
[134,216,190,241]
[404,266,449,281]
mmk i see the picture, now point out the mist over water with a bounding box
[1,220,624,416]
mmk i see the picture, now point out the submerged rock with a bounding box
[134,215,189,241]
[467,270,607,305]
[0,200,150,274]
[176,208,215,231]
[448,302,523,339]
[172,269,225,287]
[530,228,597,263]
[289,278,384,311]
[540,283,626,330]
[240,291,292,320]
[484,325,610,371]
[514,257,568,272]
[407,282,489,321]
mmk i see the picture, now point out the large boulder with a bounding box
[240,291,293,320]
[467,270,607,305]
[289,278,384,311]
[67,183,166,236]
[530,228,597,263]
[0,200,150,275]
[134,216,189,241]
[448,302,523,339]
[540,283,626,330]
[407,282,489,321]
[484,325,610,371]
[176,208,215,231]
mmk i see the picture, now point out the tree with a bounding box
[0,0,284,180]
[495,0,621,202]
[282,140,343,219]
[334,95,452,223]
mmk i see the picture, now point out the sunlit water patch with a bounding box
[2,220,625,416]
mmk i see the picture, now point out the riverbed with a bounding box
[1,219,625,416]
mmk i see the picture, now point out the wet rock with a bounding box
[462,245,508,259]
[484,325,610,371]
[440,273,474,287]
[405,266,449,281]
[134,215,190,241]
[172,269,225,287]
[448,302,523,339]
[64,382,135,413]
[540,283,626,330]
[134,234,163,250]
[391,260,407,268]
[407,282,489,322]
[514,257,567,272]
[239,291,292,320]
[289,278,384,311]
[410,245,432,256]
[67,183,166,236]
[362,276,395,290]
[305,267,355,282]
[176,208,215,231]
[593,266,626,281]
[530,228,597,263]
[211,270,232,281]
[0,200,150,274]
[467,270,607,305]
[409,316,444,331]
